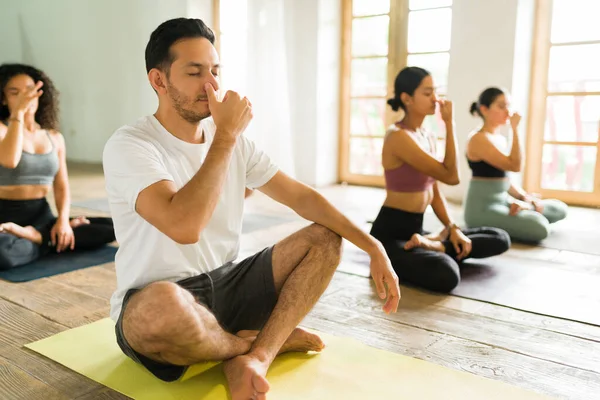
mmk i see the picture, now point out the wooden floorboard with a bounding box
[329,271,600,343]
[2,170,600,399]
[0,299,107,399]
[303,302,600,400]
[0,356,69,400]
[0,278,109,328]
[324,273,600,373]
[74,388,129,400]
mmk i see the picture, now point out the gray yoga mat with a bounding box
[338,250,600,326]
[72,198,294,234]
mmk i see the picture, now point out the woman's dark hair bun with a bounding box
[387,97,403,112]
[469,101,479,116]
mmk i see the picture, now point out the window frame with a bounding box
[524,0,600,206]
[338,0,452,186]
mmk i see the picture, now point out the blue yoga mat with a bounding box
[0,245,117,282]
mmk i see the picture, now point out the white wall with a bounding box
[0,0,213,163]
[444,0,535,202]
[284,0,341,186]
[315,0,341,187]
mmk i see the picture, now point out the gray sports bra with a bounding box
[0,129,59,186]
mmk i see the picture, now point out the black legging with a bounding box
[0,198,116,270]
[370,206,510,293]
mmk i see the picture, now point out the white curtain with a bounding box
[220,0,296,177]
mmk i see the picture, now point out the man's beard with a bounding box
[166,81,211,123]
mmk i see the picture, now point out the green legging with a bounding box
[464,179,568,243]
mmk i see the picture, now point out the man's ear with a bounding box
[148,68,168,94]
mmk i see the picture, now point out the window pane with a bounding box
[407,9,452,53]
[544,96,600,142]
[351,58,389,96]
[409,0,452,10]
[407,52,450,93]
[349,138,384,175]
[220,0,248,32]
[353,0,390,16]
[541,145,596,192]
[352,16,389,57]
[350,99,387,137]
[551,0,600,44]
[548,44,600,92]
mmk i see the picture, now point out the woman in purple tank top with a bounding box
[370,67,510,293]
[0,64,115,269]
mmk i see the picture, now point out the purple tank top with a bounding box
[384,123,437,193]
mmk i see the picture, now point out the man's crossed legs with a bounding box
[117,224,342,400]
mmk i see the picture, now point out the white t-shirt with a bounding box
[102,115,278,321]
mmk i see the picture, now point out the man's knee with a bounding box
[306,224,343,263]
[123,281,197,344]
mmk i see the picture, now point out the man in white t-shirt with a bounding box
[103,17,400,400]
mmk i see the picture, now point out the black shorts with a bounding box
[115,246,277,382]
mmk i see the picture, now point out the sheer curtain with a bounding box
[220,0,296,177]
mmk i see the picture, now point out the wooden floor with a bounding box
[1,164,600,400]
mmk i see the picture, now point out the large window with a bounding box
[339,0,453,186]
[525,0,600,206]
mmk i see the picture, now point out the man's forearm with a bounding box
[168,135,237,233]
[294,189,380,255]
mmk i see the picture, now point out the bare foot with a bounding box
[279,327,324,354]
[236,327,324,355]
[223,354,270,400]
[404,233,445,252]
[70,216,90,228]
[509,202,522,216]
[0,223,42,244]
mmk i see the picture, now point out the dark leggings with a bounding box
[0,198,116,270]
[370,206,510,293]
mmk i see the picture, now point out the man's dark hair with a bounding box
[145,18,215,74]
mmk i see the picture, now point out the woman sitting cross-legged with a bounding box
[464,87,567,243]
[0,63,115,270]
[370,67,511,294]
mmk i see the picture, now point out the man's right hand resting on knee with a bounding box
[103,17,400,400]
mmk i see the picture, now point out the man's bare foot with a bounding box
[236,327,324,355]
[404,233,445,252]
[225,328,323,399]
[70,216,90,228]
[279,327,324,354]
[0,223,42,244]
[223,354,270,400]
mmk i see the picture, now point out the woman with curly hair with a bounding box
[0,63,115,269]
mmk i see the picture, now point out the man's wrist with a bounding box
[367,238,386,257]
[212,133,237,149]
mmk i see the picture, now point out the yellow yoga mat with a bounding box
[26,318,552,400]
